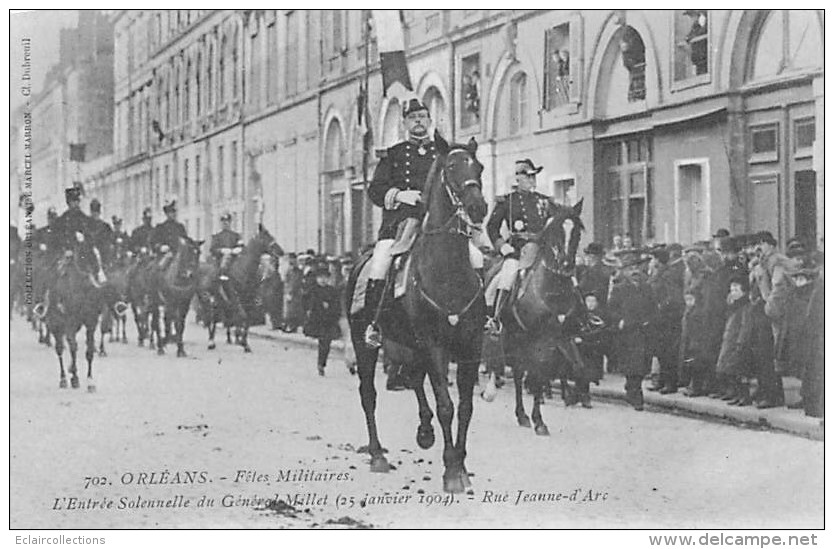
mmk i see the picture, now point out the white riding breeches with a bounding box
[368,238,483,280]
[497,257,520,290]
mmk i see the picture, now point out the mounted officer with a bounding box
[150,200,188,269]
[87,199,114,268]
[210,212,244,282]
[32,206,58,253]
[484,158,561,335]
[129,207,155,258]
[111,216,130,262]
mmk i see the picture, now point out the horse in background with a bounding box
[150,236,203,357]
[346,132,487,493]
[482,200,586,435]
[44,234,106,391]
[97,237,132,355]
[127,247,156,348]
[197,225,282,353]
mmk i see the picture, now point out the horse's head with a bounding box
[430,131,487,229]
[247,224,280,256]
[176,237,204,280]
[540,198,585,276]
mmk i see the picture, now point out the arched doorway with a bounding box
[322,117,346,255]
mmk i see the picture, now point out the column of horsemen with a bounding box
[10,99,823,419]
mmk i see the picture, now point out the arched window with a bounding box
[324,119,344,172]
[509,72,528,135]
[750,10,822,82]
[381,100,402,148]
[619,26,646,102]
[232,26,240,99]
[422,87,449,137]
[218,34,226,105]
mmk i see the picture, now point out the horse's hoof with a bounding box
[443,472,466,494]
[59,379,68,389]
[207,342,216,350]
[460,469,473,490]
[99,350,107,357]
[416,424,435,449]
[157,347,165,356]
[71,378,80,389]
[517,415,532,428]
[138,340,145,347]
[177,349,187,358]
[534,424,550,436]
[87,384,97,394]
[480,382,497,402]
[369,455,391,473]
[243,346,252,353]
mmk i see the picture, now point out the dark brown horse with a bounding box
[197,225,281,353]
[44,235,106,391]
[483,200,586,435]
[150,237,203,357]
[346,133,487,494]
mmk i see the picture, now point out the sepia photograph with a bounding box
[7,8,825,534]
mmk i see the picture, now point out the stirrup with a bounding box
[484,317,503,337]
[364,323,382,349]
[33,302,48,319]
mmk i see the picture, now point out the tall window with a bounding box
[207,43,214,111]
[619,26,646,102]
[249,22,261,107]
[232,28,240,99]
[195,52,202,115]
[544,23,572,108]
[460,53,481,129]
[218,35,226,105]
[674,10,709,82]
[194,154,201,205]
[230,141,238,198]
[183,158,190,206]
[164,164,170,199]
[286,11,298,96]
[266,21,278,104]
[509,72,528,135]
[172,62,179,126]
[601,136,653,245]
[217,145,225,199]
[750,10,822,82]
[184,60,191,121]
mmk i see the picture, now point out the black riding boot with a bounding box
[364,279,386,348]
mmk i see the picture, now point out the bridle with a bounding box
[418,148,484,325]
[422,149,482,238]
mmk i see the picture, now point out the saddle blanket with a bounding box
[349,254,413,316]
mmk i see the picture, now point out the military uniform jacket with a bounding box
[129,224,154,254]
[113,230,130,250]
[50,208,94,257]
[150,219,188,253]
[368,138,438,240]
[88,218,114,265]
[486,190,558,252]
[210,229,243,259]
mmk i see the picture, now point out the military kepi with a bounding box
[65,187,82,203]
[402,98,428,118]
[515,158,543,175]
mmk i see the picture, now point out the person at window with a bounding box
[684,10,708,76]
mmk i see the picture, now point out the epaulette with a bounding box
[374,149,388,159]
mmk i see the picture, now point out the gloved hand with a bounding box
[160,244,170,253]
[75,232,85,243]
[232,247,243,255]
[396,190,422,206]
[126,251,134,258]
[39,243,47,251]
[64,250,74,258]
[500,243,514,257]
[220,247,232,255]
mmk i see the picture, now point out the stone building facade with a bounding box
[84,10,824,254]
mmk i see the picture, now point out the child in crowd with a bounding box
[574,292,609,405]
[715,276,753,405]
[302,264,343,376]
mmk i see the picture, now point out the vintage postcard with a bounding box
[8,8,824,535]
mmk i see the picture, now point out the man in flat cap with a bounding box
[210,212,244,282]
[484,158,560,335]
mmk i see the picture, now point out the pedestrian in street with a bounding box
[646,244,685,394]
[283,253,304,333]
[607,249,655,411]
[715,275,754,405]
[680,250,712,397]
[780,260,820,412]
[573,291,610,405]
[303,264,342,376]
[801,265,824,418]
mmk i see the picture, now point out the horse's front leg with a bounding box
[67,327,80,389]
[455,357,480,491]
[512,362,531,428]
[530,371,549,436]
[152,304,165,355]
[352,322,389,472]
[412,370,435,449]
[424,347,464,494]
[175,304,188,358]
[85,321,97,393]
[54,329,67,389]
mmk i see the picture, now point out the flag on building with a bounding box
[372,10,412,96]
[357,83,373,182]
[69,143,86,162]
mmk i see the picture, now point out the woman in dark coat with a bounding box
[715,276,754,405]
[303,265,343,376]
